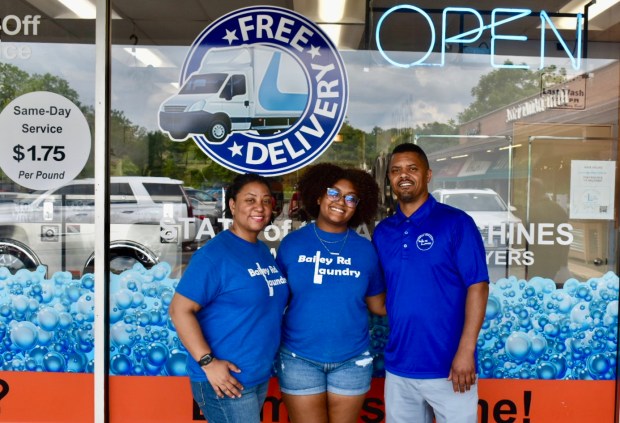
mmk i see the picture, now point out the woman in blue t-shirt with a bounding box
[169,173,289,423]
[275,163,386,423]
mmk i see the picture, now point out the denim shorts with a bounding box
[275,346,373,396]
[190,379,269,423]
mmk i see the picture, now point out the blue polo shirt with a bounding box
[372,195,488,379]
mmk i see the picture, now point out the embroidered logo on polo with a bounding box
[416,233,434,251]
[158,6,349,176]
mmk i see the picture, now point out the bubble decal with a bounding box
[0,264,617,380]
[369,273,618,379]
[0,263,187,375]
[476,273,619,380]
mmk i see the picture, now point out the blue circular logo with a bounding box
[158,6,349,176]
[416,233,434,251]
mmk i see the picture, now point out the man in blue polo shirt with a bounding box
[372,143,489,423]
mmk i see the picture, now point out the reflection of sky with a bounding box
[2,43,97,108]
[1,43,615,133]
[342,51,486,131]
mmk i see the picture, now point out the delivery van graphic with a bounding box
[159,45,309,143]
[157,6,348,176]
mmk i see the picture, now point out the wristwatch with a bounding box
[197,353,215,367]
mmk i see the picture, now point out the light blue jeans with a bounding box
[190,379,269,423]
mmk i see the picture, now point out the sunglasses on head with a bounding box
[326,187,360,208]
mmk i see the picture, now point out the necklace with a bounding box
[313,223,349,256]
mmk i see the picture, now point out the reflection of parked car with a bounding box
[287,190,309,221]
[0,177,196,277]
[185,187,224,236]
[431,188,521,249]
[185,187,222,208]
[204,188,225,203]
[190,197,223,242]
[190,197,218,221]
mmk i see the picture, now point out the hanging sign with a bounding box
[570,160,616,220]
[158,6,349,176]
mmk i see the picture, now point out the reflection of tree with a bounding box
[319,121,372,169]
[145,130,236,187]
[0,64,89,184]
[0,63,237,189]
[0,63,81,109]
[321,119,460,172]
[458,64,567,123]
[110,110,148,174]
[412,121,458,154]
[378,121,459,157]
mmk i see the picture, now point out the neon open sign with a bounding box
[376,6,583,70]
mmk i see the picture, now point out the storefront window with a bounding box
[0,0,97,420]
[0,0,618,421]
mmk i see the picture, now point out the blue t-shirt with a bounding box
[372,196,488,379]
[175,230,289,386]
[277,223,385,362]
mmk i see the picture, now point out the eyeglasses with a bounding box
[326,187,360,208]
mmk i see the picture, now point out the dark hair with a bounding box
[224,173,273,218]
[391,143,430,168]
[298,163,379,227]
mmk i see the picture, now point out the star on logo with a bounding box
[223,29,239,45]
[229,142,243,157]
[308,45,321,59]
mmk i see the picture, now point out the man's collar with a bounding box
[394,195,436,223]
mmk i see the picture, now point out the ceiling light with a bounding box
[25,0,120,19]
[319,0,346,22]
[563,0,620,19]
[294,0,365,49]
[124,47,163,67]
[57,0,96,19]
[499,144,523,150]
[319,24,342,47]
[555,0,620,29]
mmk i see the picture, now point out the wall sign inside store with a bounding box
[569,160,616,220]
[376,6,582,70]
[0,15,40,36]
[0,91,91,190]
[0,15,41,60]
[158,6,348,176]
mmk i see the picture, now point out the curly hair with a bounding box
[298,163,379,227]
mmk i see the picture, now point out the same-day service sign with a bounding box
[158,6,349,176]
[0,91,91,190]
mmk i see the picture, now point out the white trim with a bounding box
[94,0,110,421]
